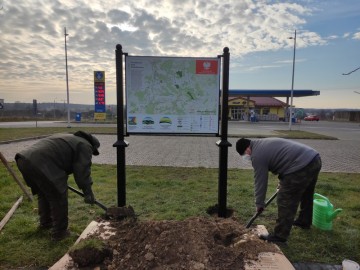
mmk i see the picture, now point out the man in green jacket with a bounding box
[15,131,100,241]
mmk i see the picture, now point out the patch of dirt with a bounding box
[70,215,280,270]
[206,204,234,218]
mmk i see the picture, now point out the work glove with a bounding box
[257,207,264,214]
[83,186,95,205]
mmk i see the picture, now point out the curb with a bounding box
[0,135,50,145]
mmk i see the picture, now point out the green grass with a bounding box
[0,126,335,143]
[0,127,117,142]
[0,127,355,268]
[273,130,337,140]
[229,130,337,140]
[69,238,106,253]
[0,163,359,269]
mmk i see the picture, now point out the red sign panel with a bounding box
[94,71,105,113]
[195,59,218,74]
[94,82,106,112]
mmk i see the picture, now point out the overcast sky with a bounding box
[0,0,359,109]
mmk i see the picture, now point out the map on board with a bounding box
[125,56,220,134]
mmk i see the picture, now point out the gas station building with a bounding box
[228,89,320,121]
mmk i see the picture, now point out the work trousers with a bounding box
[15,156,68,234]
[275,155,322,240]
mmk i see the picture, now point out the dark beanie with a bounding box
[236,138,251,155]
[74,131,100,155]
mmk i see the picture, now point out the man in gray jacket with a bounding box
[236,137,321,243]
[15,131,100,241]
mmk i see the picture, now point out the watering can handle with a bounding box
[314,193,330,204]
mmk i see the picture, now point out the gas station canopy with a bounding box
[229,89,320,98]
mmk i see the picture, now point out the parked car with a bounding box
[304,115,320,121]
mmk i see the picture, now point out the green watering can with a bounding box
[312,193,342,231]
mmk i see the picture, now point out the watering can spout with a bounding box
[328,208,342,221]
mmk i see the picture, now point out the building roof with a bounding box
[229,96,287,107]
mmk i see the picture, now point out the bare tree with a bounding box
[342,66,360,75]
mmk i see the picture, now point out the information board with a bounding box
[125,56,220,134]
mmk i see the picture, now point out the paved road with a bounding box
[0,121,359,173]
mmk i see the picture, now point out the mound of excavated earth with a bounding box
[72,216,282,270]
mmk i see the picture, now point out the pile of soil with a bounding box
[70,216,280,270]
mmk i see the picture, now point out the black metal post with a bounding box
[288,29,297,130]
[216,47,232,218]
[64,27,71,128]
[113,44,129,207]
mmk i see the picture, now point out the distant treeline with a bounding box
[1,102,94,111]
[0,102,117,121]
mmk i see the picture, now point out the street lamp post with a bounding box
[64,27,71,128]
[53,98,56,119]
[288,30,296,130]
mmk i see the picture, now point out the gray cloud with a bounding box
[0,0,357,104]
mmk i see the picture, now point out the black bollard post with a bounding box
[113,44,129,207]
[216,47,232,217]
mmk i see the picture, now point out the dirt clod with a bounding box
[69,245,112,267]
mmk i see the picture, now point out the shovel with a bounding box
[68,185,136,219]
[68,185,108,211]
[246,190,278,228]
